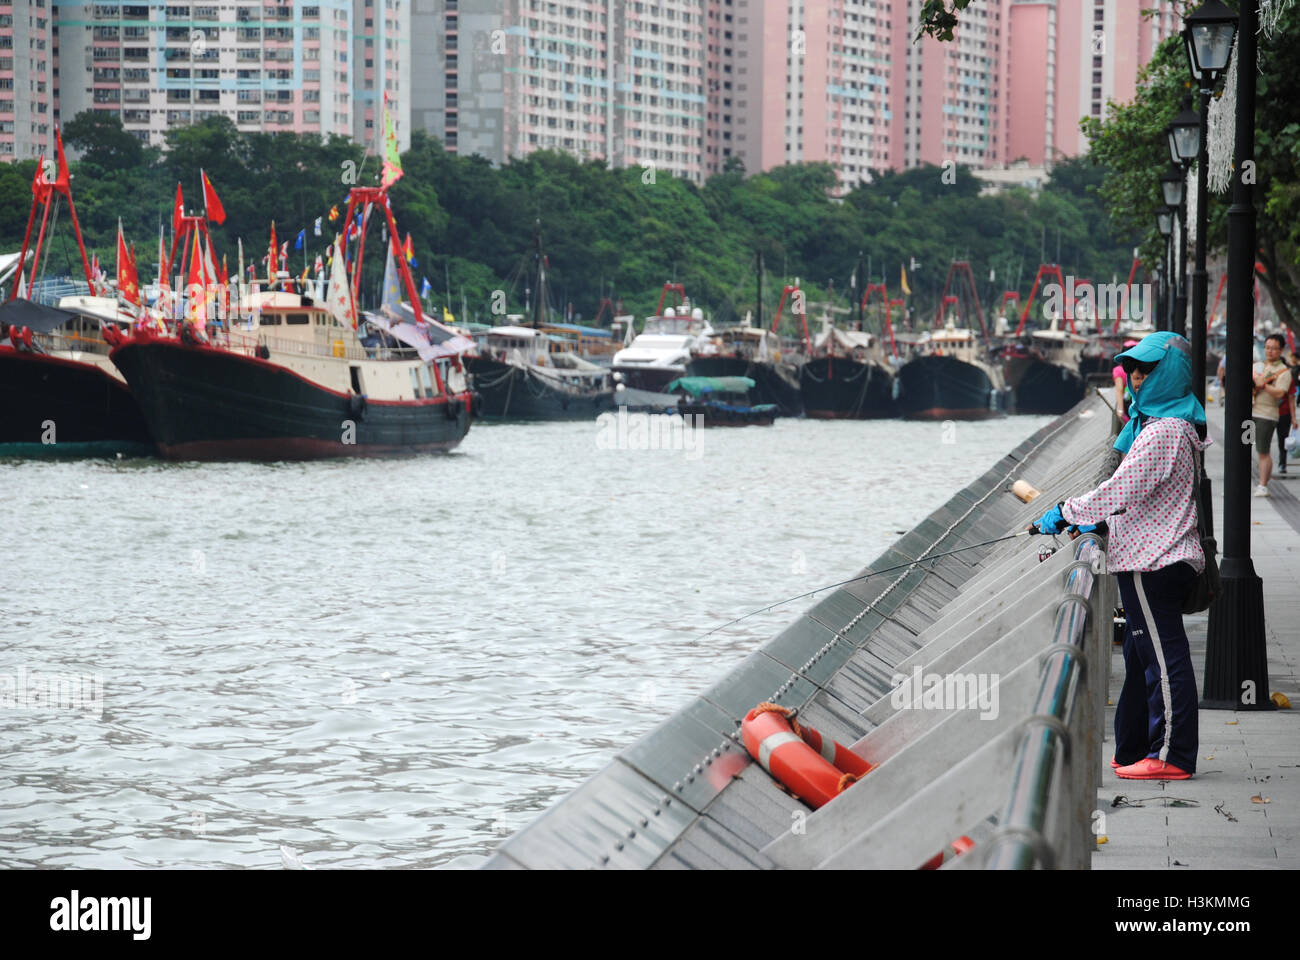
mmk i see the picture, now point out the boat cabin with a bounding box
[922,320,981,364]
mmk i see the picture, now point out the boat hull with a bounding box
[0,348,156,457]
[897,355,1007,420]
[466,357,615,420]
[677,400,777,427]
[1004,355,1086,415]
[686,355,803,416]
[111,339,471,461]
[798,357,896,419]
[610,364,683,392]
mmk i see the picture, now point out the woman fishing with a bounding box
[1031,332,1208,780]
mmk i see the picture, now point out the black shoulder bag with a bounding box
[1182,447,1220,614]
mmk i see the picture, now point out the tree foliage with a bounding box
[1083,5,1300,333]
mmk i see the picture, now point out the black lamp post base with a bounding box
[1202,558,1275,711]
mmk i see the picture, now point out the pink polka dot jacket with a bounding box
[1062,417,1209,574]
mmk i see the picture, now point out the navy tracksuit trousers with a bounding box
[1115,563,1199,773]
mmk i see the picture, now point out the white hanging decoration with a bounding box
[1205,41,1237,195]
[1259,0,1293,38]
[1186,164,1198,247]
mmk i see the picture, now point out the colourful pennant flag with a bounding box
[381,91,404,190]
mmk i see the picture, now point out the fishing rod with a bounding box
[698,529,1036,640]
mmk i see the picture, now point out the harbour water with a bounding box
[0,415,1053,868]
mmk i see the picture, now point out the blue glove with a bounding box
[1033,503,1067,535]
[1069,523,1100,534]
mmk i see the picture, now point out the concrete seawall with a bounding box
[486,394,1120,869]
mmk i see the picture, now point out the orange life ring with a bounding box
[740,702,873,809]
[920,834,975,869]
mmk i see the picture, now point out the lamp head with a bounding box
[1183,0,1238,85]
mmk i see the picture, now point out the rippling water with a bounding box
[0,415,1052,868]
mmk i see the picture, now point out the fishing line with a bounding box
[697,529,1035,641]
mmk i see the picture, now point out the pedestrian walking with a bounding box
[1252,333,1292,495]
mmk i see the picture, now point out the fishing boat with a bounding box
[687,317,802,416]
[468,324,615,419]
[610,283,713,391]
[0,297,154,457]
[664,376,777,426]
[896,321,1010,420]
[0,130,156,458]
[799,316,897,419]
[110,186,474,460]
[897,262,1009,420]
[686,255,802,415]
[1000,318,1088,415]
[464,225,615,419]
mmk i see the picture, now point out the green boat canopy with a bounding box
[664,376,755,396]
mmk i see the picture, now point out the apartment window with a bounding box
[237,111,259,123]
[237,89,261,102]
[197,90,219,102]
[194,5,218,18]
[168,110,193,124]
[122,5,149,19]
[123,87,149,101]
[165,5,190,16]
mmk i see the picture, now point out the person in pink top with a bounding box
[1112,339,1139,424]
[1033,332,1207,780]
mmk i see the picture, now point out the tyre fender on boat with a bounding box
[444,397,462,420]
[740,702,873,810]
[349,393,367,421]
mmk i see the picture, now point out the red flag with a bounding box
[116,221,140,307]
[187,228,206,324]
[201,170,226,225]
[32,155,51,202]
[172,182,184,234]
[52,128,71,192]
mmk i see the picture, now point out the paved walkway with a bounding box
[1093,401,1300,869]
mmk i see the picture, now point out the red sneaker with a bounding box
[1110,757,1120,769]
[1115,758,1191,780]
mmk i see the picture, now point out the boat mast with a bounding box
[532,219,544,330]
[755,250,763,330]
[855,254,865,330]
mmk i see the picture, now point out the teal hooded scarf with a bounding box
[1113,332,1207,454]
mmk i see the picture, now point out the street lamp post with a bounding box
[1198,0,1270,711]
[1160,165,1187,335]
[1179,4,1234,542]
[1157,210,1173,331]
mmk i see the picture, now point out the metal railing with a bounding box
[982,533,1114,869]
